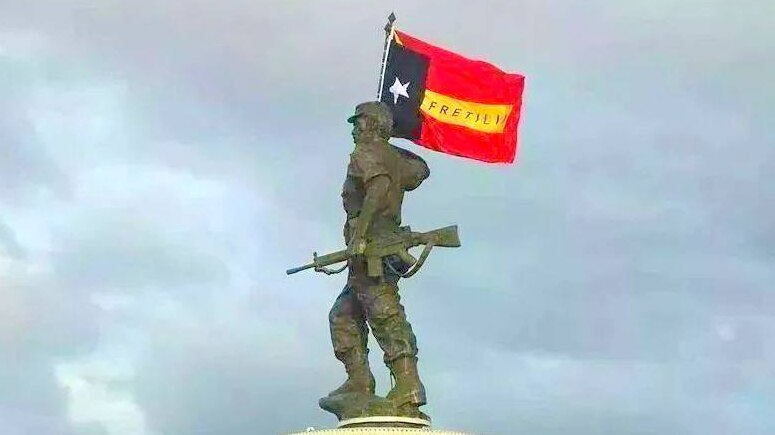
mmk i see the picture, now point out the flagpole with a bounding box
[376,12,397,100]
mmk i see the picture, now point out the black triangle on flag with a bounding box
[379,38,429,140]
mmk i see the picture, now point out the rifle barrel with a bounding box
[286,263,315,275]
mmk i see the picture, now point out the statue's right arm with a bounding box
[348,174,390,253]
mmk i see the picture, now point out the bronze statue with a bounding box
[288,101,460,424]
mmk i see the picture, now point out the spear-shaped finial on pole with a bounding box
[377,12,397,100]
[385,12,397,35]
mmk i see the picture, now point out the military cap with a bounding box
[347,101,393,125]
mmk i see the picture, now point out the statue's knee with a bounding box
[329,288,359,325]
[329,302,348,326]
[328,307,338,325]
[368,292,403,323]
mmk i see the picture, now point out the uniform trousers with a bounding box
[328,260,418,365]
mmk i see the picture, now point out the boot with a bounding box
[386,356,427,414]
[326,350,376,397]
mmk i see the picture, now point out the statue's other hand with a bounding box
[347,236,367,256]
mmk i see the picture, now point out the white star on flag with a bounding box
[388,77,410,105]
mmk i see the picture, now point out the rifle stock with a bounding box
[420,225,460,247]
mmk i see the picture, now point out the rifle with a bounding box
[286,225,460,278]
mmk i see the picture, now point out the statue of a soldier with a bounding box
[319,101,430,420]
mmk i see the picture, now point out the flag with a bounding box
[379,39,429,140]
[379,29,525,164]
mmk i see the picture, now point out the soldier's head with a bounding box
[347,101,393,142]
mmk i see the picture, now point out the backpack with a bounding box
[391,145,430,191]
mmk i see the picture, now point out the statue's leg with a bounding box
[359,280,426,416]
[326,282,375,397]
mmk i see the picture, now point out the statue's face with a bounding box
[351,115,370,143]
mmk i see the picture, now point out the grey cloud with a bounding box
[132,311,335,435]
[53,217,231,292]
[0,84,69,202]
[0,271,102,435]
[0,220,25,258]
[0,360,105,435]
[0,270,99,361]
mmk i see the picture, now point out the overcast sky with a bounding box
[1,1,773,434]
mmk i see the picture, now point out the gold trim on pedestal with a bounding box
[338,416,431,428]
[285,429,476,435]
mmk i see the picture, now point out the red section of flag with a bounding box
[396,30,525,164]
